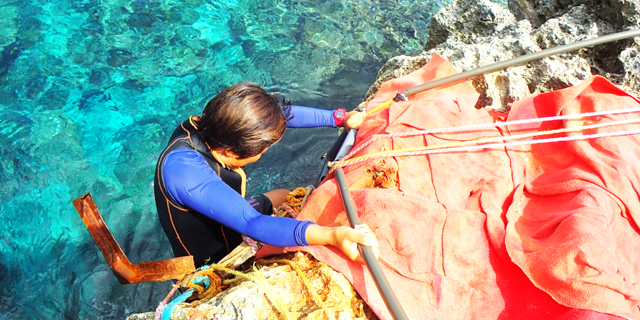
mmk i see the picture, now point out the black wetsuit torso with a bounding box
[154,116,245,266]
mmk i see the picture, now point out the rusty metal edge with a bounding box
[73,193,195,284]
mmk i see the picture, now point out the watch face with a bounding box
[336,111,345,117]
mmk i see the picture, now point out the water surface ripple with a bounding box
[0,0,453,318]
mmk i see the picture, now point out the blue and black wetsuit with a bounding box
[154,106,338,267]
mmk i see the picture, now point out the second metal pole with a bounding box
[335,167,409,320]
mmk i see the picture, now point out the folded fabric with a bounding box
[259,54,639,320]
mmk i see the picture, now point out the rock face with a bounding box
[365,0,640,112]
[508,0,640,29]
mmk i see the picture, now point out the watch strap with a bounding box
[334,108,346,127]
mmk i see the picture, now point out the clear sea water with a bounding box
[0,0,511,318]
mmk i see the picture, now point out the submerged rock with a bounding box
[366,0,640,112]
[0,41,21,76]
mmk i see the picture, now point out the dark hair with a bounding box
[198,82,292,159]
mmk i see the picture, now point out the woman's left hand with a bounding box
[343,110,365,131]
[304,223,379,264]
[331,224,379,263]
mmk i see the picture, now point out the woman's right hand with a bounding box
[343,110,365,131]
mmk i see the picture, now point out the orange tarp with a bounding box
[260,54,640,319]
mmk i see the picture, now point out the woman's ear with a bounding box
[218,147,241,160]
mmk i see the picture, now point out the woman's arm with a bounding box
[163,149,312,247]
[162,149,379,262]
[287,105,364,130]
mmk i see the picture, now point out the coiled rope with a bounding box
[283,185,315,214]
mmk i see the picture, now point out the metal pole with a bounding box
[335,167,409,320]
[404,28,640,96]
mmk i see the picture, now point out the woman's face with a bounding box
[225,146,269,169]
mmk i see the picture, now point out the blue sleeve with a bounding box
[287,105,337,128]
[162,149,314,247]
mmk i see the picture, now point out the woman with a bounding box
[154,82,378,267]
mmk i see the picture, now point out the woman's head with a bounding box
[198,82,291,159]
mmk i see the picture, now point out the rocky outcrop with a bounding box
[365,0,640,112]
[126,252,376,320]
[508,0,640,29]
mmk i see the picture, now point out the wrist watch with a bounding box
[333,108,346,126]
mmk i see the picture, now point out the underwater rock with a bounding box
[0,5,19,49]
[107,49,133,68]
[367,0,640,112]
[0,41,21,76]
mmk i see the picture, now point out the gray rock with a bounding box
[424,0,516,51]
[620,39,640,94]
[365,0,640,112]
[363,54,430,102]
[125,312,154,320]
[508,0,640,29]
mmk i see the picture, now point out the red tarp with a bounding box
[260,54,640,320]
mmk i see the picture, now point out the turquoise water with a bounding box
[0,0,456,319]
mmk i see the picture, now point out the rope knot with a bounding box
[180,265,223,300]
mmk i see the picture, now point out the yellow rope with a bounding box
[205,257,334,319]
[365,98,394,116]
[337,116,640,167]
[282,185,315,213]
[284,187,307,212]
[252,268,292,320]
[261,259,328,318]
[207,263,293,320]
